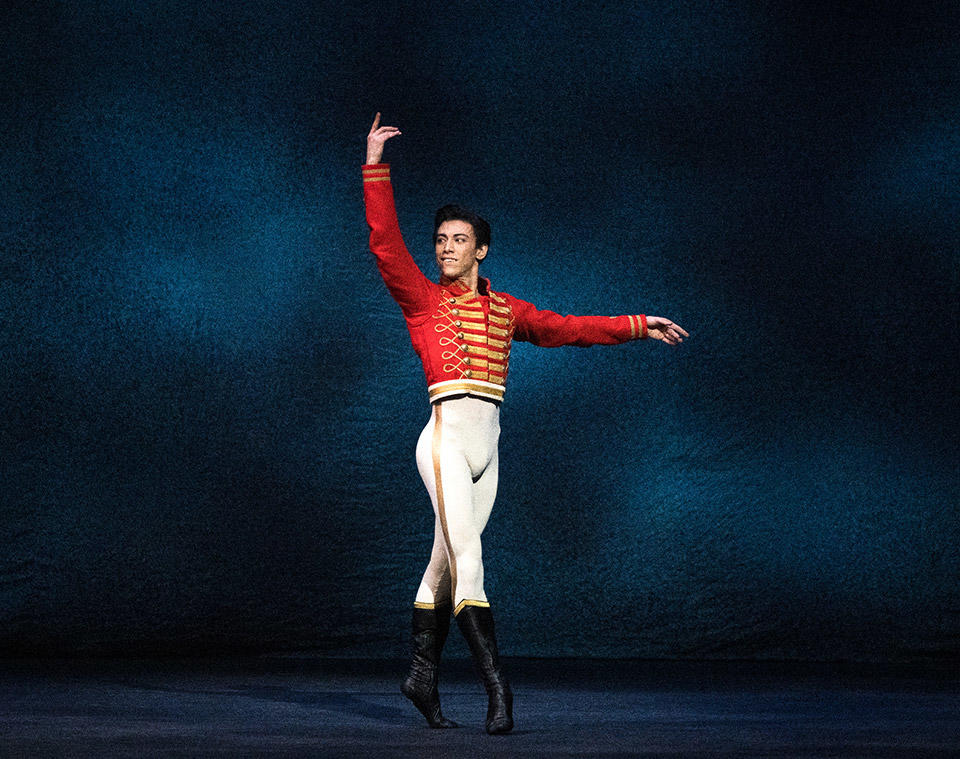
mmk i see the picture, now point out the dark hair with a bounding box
[433,204,491,250]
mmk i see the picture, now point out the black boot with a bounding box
[400,603,458,728]
[455,604,514,735]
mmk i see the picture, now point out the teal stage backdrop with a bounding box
[3,0,958,660]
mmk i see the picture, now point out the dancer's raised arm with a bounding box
[362,113,434,319]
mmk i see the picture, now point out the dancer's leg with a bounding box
[403,412,460,728]
[421,399,496,608]
[456,603,513,735]
[413,398,512,734]
[400,599,457,729]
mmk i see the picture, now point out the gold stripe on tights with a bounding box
[431,404,458,605]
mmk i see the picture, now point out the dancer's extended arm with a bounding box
[508,296,688,347]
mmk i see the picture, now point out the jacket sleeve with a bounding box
[363,164,434,319]
[507,293,647,347]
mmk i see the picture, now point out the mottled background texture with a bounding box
[2,0,958,661]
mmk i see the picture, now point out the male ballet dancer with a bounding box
[363,113,687,734]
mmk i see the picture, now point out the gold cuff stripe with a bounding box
[363,176,391,183]
[629,315,637,339]
[454,599,491,616]
[362,167,390,174]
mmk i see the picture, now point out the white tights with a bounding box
[414,395,500,612]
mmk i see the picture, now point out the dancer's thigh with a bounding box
[435,445,482,557]
[472,447,499,534]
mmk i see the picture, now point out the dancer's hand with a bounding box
[366,112,401,164]
[645,316,688,345]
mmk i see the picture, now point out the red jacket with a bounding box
[363,164,647,403]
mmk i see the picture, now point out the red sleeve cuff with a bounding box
[362,164,391,182]
[627,315,648,339]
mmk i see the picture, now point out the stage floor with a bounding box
[1,657,957,757]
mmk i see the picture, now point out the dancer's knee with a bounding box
[417,554,451,602]
[448,532,483,569]
[451,538,485,601]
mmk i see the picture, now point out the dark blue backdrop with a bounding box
[2,0,958,660]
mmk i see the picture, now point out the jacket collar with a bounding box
[441,276,491,297]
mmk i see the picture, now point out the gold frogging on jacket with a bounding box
[428,290,514,403]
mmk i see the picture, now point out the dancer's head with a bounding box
[433,204,490,281]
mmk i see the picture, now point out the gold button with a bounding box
[451,309,459,316]
[464,370,472,377]
[448,298,456,304]
[455,321,462,327]
[464,357,471,365]
[460,344,468,351]
[457,332,464,339]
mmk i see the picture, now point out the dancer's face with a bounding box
[435,220,487,281]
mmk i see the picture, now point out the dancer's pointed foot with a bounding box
[455,603,514,735]
[402,602,458,728]
[401,677,459,728]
